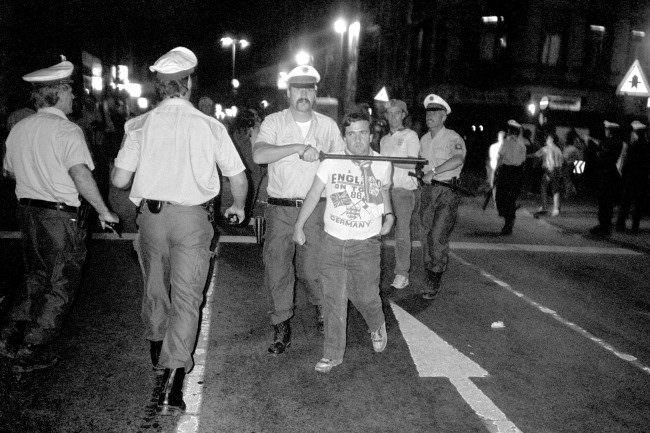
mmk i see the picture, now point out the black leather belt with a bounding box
[19,198,77,213]
[267,197,325,208]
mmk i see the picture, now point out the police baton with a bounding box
[407,171,475,197]
[318,151,427,166]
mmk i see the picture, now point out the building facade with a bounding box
[360,0,650,136]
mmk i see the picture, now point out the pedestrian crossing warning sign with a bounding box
[374,86,389,102]
[616,59,650,97]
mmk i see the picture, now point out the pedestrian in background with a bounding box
[532,131,564,217]
[588,120,623,236]
[616,121,649,234]
[0,57,119,368]
[379,99,420,290]
[253,65,345,355]
[293,109,392,373]
[495,120,527,235]
[487,130,505,203]
[111,47,247,415]
[418,94,466,299]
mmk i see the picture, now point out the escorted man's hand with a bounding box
[379,213,394,236]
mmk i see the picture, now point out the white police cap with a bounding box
[23,55,74,84]
[149,47,197,81]
[631,120,646,130]
[603,120,620,129]
[507,119,522,129]
[423,94,451,114]
[286,65,320,85]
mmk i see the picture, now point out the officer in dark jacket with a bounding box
[589,121,623,236]
[616,121,649,234]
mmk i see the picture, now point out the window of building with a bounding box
[479,15,506,61]
[541,33,562,66]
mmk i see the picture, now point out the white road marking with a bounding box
[452,252,650,375]
[175,258,218,432]
[390,302,522,433]
[450,242,641,255]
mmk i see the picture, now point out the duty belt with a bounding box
[267,197,326,208]
[19,198,77,213]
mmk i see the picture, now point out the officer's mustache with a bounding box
[297,98,311,104]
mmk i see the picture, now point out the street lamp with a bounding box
[221,36,250,84]
[295,50,311,66]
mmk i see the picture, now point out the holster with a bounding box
[147,200,163,214]
[77,198,92,229]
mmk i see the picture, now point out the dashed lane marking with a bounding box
[452,252,650,376]
[391,302,522,433]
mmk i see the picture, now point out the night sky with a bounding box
[1,0,354,104]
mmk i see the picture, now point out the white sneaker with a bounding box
[390,275,409,289]
[370,322,387,353]
[551,209,560,217]
[314,358,342,373]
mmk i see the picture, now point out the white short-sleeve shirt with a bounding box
[419,127,466,181]
[114,98,245,206]
[379,128,420,190]
[255,109,345,198]
[3,107,94,207]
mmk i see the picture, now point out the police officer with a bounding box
[1,57,119,366]
[111,47,247,414]
[588,120,623,236]
[418,94,466,299]
[253,65,345,354]
[495,120,527,235]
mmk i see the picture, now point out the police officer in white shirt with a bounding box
[418,94,466,299]
[111,47,247,414]
[1,57,119,367]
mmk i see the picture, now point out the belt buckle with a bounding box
[295,199,304,208]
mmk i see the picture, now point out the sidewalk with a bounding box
[516,192,650,254]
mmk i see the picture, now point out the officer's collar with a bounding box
[39,107,68,120]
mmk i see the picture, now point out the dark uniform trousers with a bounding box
[597,167,621,230]
[263,200,325,325]
[419,183,461,273]
[137,203,213,373]
[12,205,87,344]
[495,164,524,222]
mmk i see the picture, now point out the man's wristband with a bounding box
[299,145,309,158]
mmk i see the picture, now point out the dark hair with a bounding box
[31,84,63,109]
[154,75,191,99]
[341,108,371,131]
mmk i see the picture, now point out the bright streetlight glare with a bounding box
[91,76,103,92]
[295,50,311,65]
[527,102,537,116]
[261,100,269,109]
[231,78,240,89]
[126,83,142,98]
[277,71,288,89]
[221,37,234,47]
[334,18,347,34]
[349,21,361,38]
[239,39,250,49]
[137,97,149,110]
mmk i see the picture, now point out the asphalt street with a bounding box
[0,196,648,433]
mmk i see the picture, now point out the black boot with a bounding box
[150,340,163,369]
[157,368,186,415]
[422,271,442,300]
[267,319,291,354]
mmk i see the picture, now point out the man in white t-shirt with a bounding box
[293,109,394,373]
[379,99,420,290]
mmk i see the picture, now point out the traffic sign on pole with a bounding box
[616,59,650,97]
